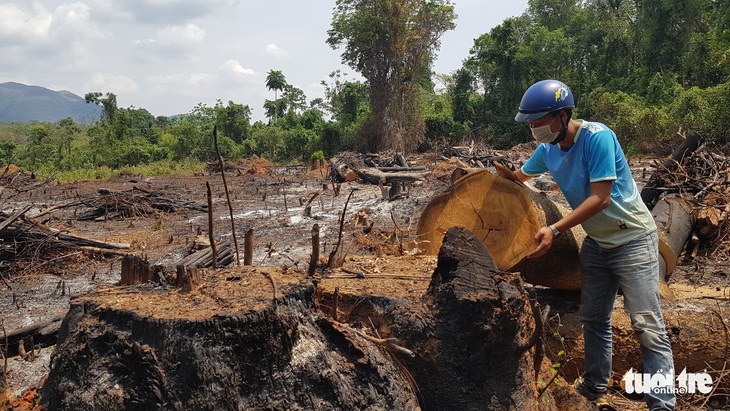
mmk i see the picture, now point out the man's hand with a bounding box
[526,226,556,258]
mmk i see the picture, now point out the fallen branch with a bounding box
[333,321,415,358]
[0,205,32,235]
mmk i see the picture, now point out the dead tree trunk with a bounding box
[382,227,583,410]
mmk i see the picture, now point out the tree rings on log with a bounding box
[416,169,585,290]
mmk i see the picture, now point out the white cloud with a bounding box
[84,73,139,96]
[263,44,289,59]
[143,72,213,101]
[219,59,256,79]
[133,23,206,61]
[0,4,52,44]
[0,2,106,46]
[158,23,206,45]
[90,0,244,25]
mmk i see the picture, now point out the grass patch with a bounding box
[37,160,208,183]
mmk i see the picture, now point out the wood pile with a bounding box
[71,187,207,220]
[0,184,212,278]
[640,136,730,259]
[0,207,130,278]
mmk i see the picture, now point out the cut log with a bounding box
[651,196,695,280]
[354,167,429,186]
[416,169,585,290]
[171,239,234,270]
[2,316,63,356]
[417,169,696,293]
[0,205,32,235]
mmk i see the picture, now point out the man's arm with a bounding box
[526,180,613,258]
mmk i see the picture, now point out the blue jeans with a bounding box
[579,231,676,411]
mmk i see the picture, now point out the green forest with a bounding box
[1,0,729,181]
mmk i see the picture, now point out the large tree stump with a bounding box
[384,227,588,410]
[40,268,418,411]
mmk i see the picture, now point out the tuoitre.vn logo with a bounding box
[622,368,713,395]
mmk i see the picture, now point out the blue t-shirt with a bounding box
[521,121,656,248]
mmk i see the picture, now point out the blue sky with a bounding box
[0,0,529,121]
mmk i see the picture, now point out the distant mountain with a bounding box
[0,82,103,124]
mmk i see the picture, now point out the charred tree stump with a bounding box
[176,265,201,291]
[40,280,418,411]
[121,254,155,285]
[387,227,570,410]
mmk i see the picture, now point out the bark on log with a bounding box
[651,196,695,280]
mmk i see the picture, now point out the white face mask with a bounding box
[530,116,560,144]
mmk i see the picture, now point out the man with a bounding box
[512,79,675,411]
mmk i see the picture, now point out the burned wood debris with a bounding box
[438,142,523,171]
[0,208,130,278]
[328,152,430,200]
[639,134,730,259]
[70,186,207,221]
[0,165,53,200]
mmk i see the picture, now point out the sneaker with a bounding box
[574,376,608,403]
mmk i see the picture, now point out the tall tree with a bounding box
[327,0,455,152]
[84,92,118,122]
[214,100,251,143]
[265,70,287,121]
[321,70,370,125]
